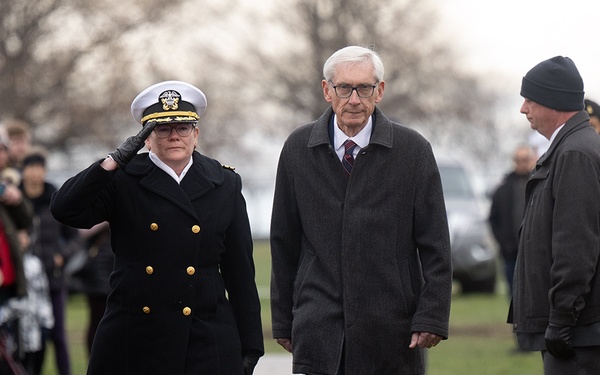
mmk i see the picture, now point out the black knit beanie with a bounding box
[520,56,584,111]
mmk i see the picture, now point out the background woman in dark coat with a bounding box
[20,151,80,375]
[50,81,264,375]
[77,221,114,354]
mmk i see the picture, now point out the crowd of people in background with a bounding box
[0,119,113,375]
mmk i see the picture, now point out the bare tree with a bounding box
[241,0,501,164]
[1,0,244,155]
[2,1,157,147]
[1,0,502,175]
[1,0,272,172]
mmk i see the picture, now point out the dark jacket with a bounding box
[50,151,264,375]
[270,107,452,375]
[23,182,81,292]
[489,171,529,261]
[80,223,114,296]
[510,111,600,341]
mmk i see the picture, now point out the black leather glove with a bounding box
[545,323,576,359]
[108,121,157,168]
[242,352,260,375]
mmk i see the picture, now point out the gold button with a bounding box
[186,266,195,275]
[191,225,201,234]
[150,223,159,231]
[182,307,192,316]
[143,306,151,314]
[146,266,154,275]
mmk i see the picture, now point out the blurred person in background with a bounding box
[0,228,54,375]
[270,46,452,375]
[509,56,600,375]
[77,221,114,355]
[489,145,537,298]
[584,99,600,134]
[4,120,32,171]
[528,130,551,159]
[0,135,32,371]
[19,150,80,375]
[0,127,21,187]
[50,80,264,375]
[0,126,31,303]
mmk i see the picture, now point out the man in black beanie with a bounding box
[508,56,600,375]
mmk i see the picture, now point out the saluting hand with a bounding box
[108,120,157,168]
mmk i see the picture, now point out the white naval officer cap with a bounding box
[130,80,207,125]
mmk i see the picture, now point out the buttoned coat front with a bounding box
[50,151,264,375]
[270,107,452,375]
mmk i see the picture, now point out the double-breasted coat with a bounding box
[50,151,264,374]
[270,107,453,375]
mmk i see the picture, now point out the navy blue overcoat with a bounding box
[51,151,264,374]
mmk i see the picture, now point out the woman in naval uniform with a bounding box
[50,81,264,375]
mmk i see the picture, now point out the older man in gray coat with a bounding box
[270,46,452,375]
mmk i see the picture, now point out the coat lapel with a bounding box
[536,110,590,167]
[368,108,394,149]
[307,108,348,192]
[306,107,395,194]
[180,156,224,201]
[138,167,199,218]
[130,152,225,219]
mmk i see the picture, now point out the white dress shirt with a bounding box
[333,114,373,162]
[149,151,193,184]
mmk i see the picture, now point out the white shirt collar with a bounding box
[148,152,193,184]
[549,123,565,145]
[333,114,372,156]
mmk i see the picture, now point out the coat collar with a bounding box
[307,107,394,149]
[537,110,590,166]
[126,151,225,185]
[124,152,226,218]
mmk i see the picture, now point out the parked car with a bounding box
[437,156,497,293]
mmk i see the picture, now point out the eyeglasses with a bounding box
[154,123,196,139]
[328,80,378,98]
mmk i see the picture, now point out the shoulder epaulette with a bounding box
[222,164,235,171]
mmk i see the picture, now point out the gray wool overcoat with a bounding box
[270,107,452,375]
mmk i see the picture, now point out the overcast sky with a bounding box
[438,0,600,101]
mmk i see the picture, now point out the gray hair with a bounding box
[323,46,384,83]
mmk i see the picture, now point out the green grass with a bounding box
[428,293,542,375]
[41,294,88,375]
[41,240,541,374]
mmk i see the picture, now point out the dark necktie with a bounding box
[342,140,357,175]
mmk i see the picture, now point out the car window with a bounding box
[439,165,475,199]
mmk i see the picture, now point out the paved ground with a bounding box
[254,354,293,374]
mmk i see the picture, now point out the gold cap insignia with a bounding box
[160,90,180,111]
